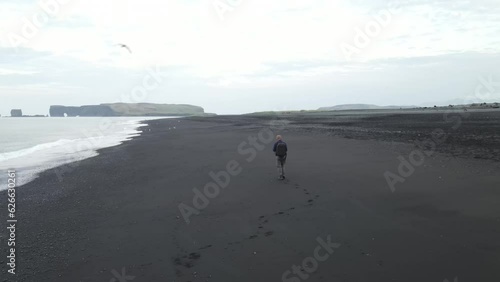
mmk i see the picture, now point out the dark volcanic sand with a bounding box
[1,110,500,282]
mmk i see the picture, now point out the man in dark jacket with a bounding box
[273,135,288,180]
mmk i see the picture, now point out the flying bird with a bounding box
[116,43,132,54]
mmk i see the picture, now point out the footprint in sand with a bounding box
[173,251,202,276]
[198,245,212,250]
[264,231,274,237]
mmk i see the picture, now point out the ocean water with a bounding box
[0,117,166,190]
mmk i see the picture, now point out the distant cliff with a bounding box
[50,105,115,117]
[104,103,205,116]
[10,109,22,117]
[49,103,205,117]
[7,109,46,117]
[318,104,415,111]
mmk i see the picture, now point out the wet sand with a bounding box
[1,110,500,281]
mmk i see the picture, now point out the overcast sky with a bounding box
[1,0,499,115]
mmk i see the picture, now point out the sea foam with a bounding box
[0,117,159,190]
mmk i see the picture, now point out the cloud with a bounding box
[0,68,38,75]
[0,0,499,115]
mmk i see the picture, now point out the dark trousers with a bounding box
[276,156,286,177]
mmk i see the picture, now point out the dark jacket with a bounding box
[273,140,288,156]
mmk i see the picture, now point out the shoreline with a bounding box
[1,112,499,281]
[0,117,158,190]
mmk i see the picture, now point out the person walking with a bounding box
[273,135,288,180]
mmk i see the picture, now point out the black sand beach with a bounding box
[1,110,500,282]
